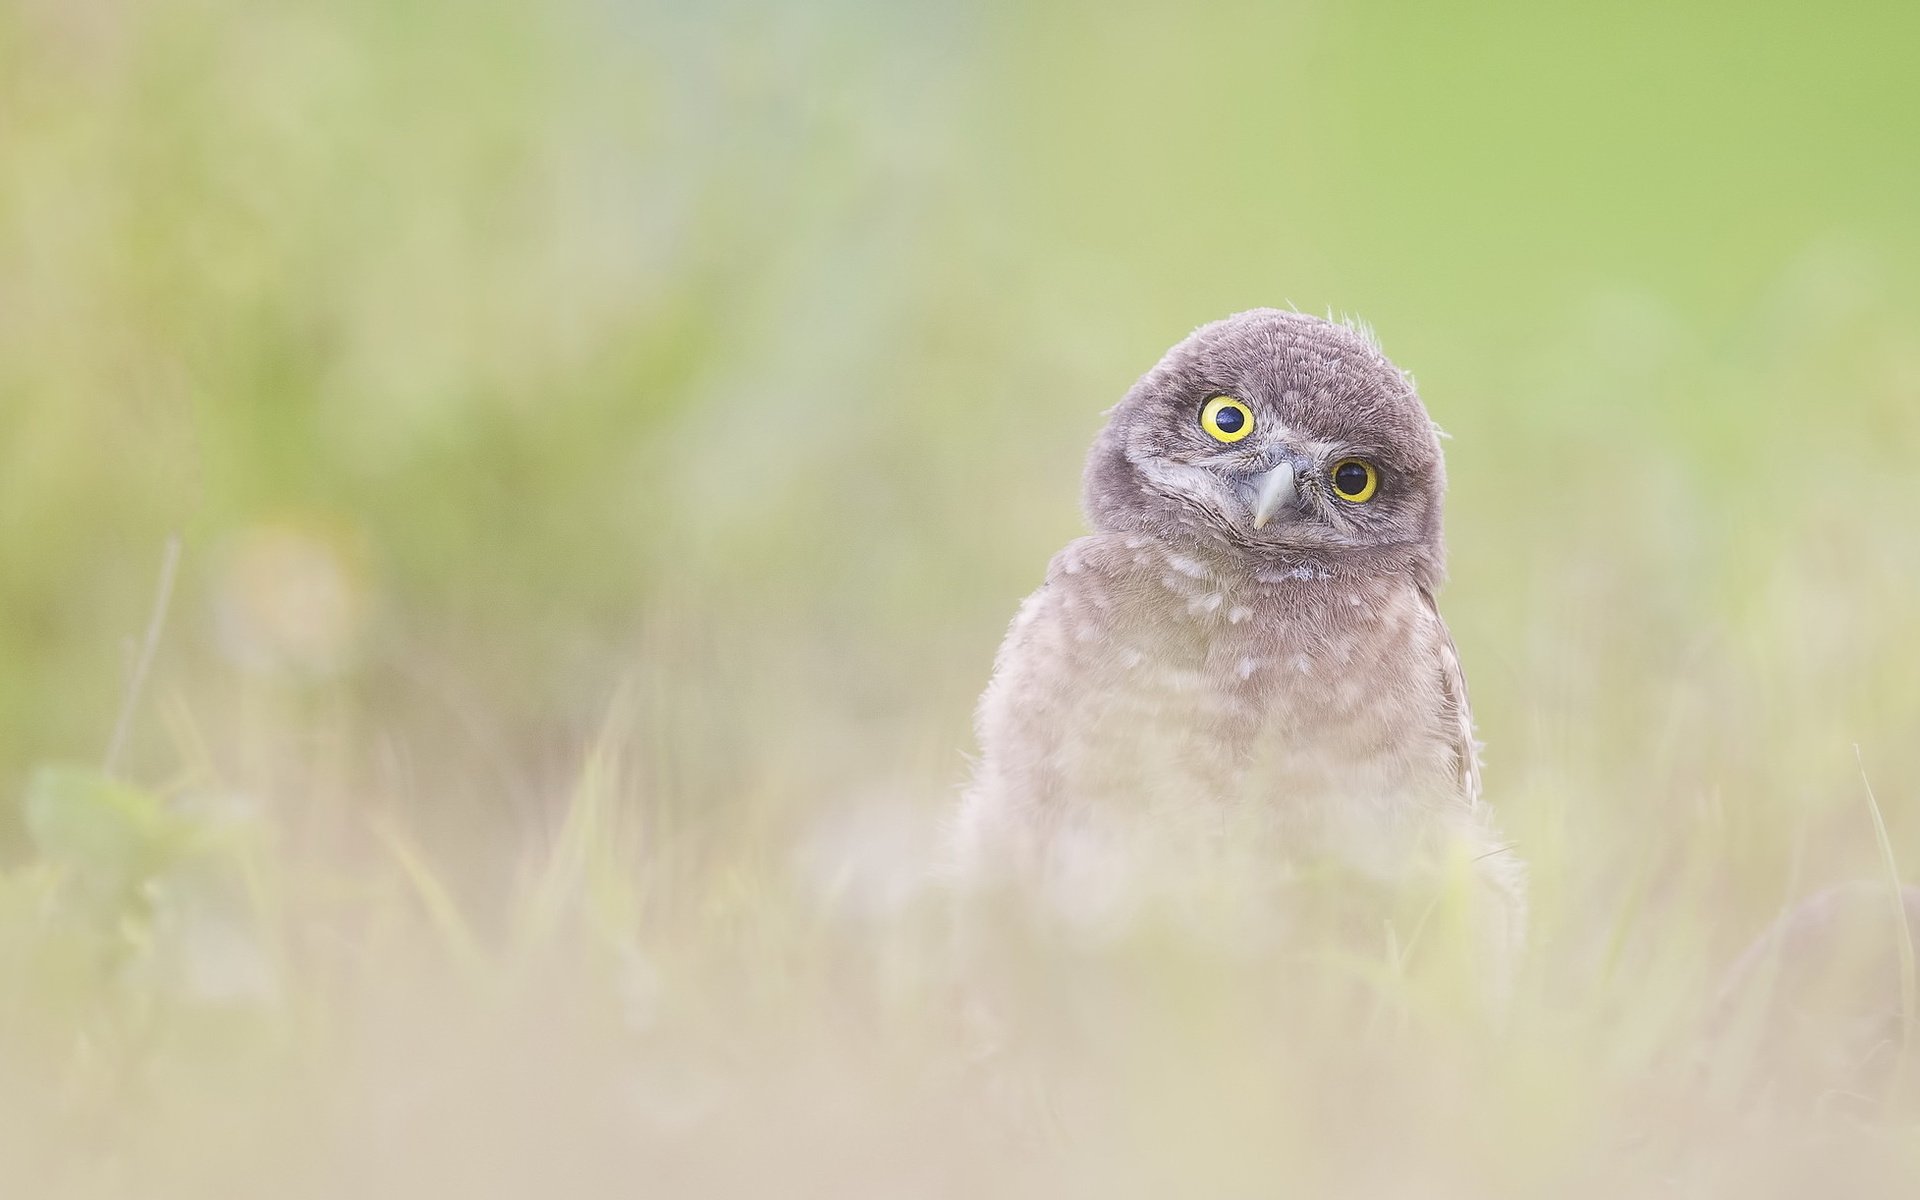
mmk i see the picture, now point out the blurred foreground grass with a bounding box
[4,0,1920,1194]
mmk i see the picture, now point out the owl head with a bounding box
[1083,309,1449,588]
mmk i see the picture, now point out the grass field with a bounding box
[4,0,1920,1194]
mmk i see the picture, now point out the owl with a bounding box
[953,309,1524,970]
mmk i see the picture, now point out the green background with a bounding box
[6,2,1920,1191]
[4,0,1918,897]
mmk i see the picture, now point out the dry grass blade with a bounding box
[1857,744,1917,1099]
[104,535,182,778]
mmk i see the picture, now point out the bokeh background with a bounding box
[4,0,1920,1194]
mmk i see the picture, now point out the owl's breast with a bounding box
[975,538,1462,840]
[958,536,1497,935]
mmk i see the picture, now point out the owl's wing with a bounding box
[1421,587,1482,808]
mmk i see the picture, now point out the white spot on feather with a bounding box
[1292,654,1314,676]
[1236,657,1261,680]
[1187,592,1223,616]
[1166,553,1213,580]
[1255,564,1331,584]
[1227,605,1253,624]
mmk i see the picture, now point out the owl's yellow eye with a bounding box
[1199,396,1254,443]
[1330,458,1379,502]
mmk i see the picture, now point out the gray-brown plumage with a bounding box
[953,309,1524,966]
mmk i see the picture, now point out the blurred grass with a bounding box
[3,0,1920,1194]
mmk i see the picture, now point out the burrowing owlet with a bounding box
[953,309,1524,962]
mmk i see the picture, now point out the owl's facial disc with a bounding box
[1248,461,1296,529]
[1083,311,1448,585]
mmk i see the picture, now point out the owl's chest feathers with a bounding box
[1009,537,1455,822]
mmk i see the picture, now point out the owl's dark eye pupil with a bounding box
[1335,462,1370,494]
[1212,406,1244,434]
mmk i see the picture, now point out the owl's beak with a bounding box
[1250,461,1297,529]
